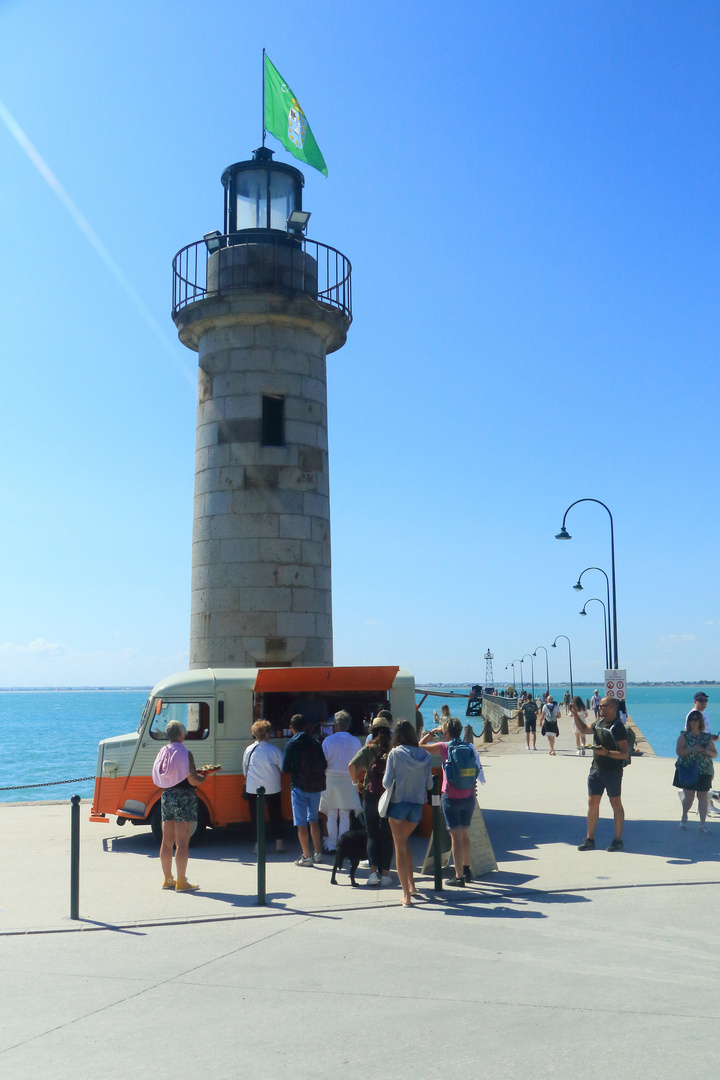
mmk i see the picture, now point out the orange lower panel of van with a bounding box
[91,773,294,828]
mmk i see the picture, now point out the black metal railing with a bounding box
[172,233,352,322]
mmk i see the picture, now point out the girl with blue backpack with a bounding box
[420,716,485,886]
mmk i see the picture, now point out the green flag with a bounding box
[264,53,328,177]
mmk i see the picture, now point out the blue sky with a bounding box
[0,0,718,686]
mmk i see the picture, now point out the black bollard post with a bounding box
[501,715,509,734]
[482,718,493,743]
[70,794,80,920]
[431,775,443,891]
[256,785,266,906]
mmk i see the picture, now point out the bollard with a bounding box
[70,794,80,920]
[482,718,493,743]
[516,710,524,727]
[256,785,266,906]
[501,715,509,734]
[431,775,443,891]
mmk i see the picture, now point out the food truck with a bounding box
[90,665,416,841]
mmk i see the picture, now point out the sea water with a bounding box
[0,684,716,804]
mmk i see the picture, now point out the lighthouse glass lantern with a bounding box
[222,147,305,237]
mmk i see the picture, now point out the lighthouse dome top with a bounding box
[221,147,305,236]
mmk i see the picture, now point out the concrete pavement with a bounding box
[1,749,719,1079]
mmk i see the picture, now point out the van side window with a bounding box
[149,701,211,741]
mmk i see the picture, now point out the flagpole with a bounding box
[262,48,266,147]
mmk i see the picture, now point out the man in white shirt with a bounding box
[319,710,362,852]
[685,691,711,733]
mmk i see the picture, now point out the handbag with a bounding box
[676,759,699,787]
[378,780,395,818]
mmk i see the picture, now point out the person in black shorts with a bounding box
[569,697,629,852]
[522,697,539,750]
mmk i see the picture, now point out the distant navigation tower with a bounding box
[484,648,494,687]
[172,148,352,669]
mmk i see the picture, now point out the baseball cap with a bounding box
[371,717,391,730]
[694,692,709,701]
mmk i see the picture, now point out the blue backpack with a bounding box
[444,739,479,790]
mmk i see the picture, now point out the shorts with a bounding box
[386,800,424,824]
[441,793,475,830]
[542,721,558,737]
[291,787,322,826]
[161,787,198,823]
[587,765,623,799]
[524,717,537,733]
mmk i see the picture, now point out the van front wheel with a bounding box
[149,800,207,845]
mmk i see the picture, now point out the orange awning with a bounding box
[254,666,399,693]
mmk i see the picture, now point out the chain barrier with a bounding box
[0,776,94,792]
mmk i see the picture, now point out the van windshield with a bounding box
[149,701,210,741]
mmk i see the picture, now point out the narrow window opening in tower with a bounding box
[261,395,285,446]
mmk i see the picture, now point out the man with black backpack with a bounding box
[570,697,629,852]
[282,713,327,866]
[420,716,484,886]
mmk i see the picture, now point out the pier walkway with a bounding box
[1,750,719,1078]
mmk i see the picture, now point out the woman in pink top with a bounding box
[153,720,207,892]
[420,716,484,887]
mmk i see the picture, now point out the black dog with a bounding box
[330,811,368,886]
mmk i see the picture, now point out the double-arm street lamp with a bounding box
[580,597,609,670]
[556,499,619,668]
[574,566,612,672]
[533,645,550,697]
[521,653,535,699]
[552,635,574,698]
[513,659,525,695]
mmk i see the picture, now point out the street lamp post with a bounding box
[556,499,618,668]
[513,659,524,695]
[533,646,550,697]
[573,567,612,673]
[505,663,518,693]
[552,635,573,699]
[580,597,609,670]
[521,653,535,699]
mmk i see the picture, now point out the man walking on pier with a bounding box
[570,697,629,852]
[522,696,539,750]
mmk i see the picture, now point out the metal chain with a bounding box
[0,776,94,792]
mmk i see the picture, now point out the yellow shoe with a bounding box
[162,876,176,890]
[175,879,200,892]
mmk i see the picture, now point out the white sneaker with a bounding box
[360,860,371,868]
[312,851,323,863]
[367,871,380,886]
[679,820,687,830]
[275,839,285,852]
[380,874,392,886]
[700,825,711,835]
[295,855,313,867]
[576,750,582,756]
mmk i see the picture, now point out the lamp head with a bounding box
[573,580,583,591]
[580,608,587,616]
[551,642,557,648]
[555,527,572,540]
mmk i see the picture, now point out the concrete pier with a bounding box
[1,750,718,1078]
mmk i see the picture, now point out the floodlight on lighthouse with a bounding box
[287,210,311,234]
[203,230,223,254]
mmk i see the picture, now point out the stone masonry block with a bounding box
[194,446,210,473]
[223,395,260,420]
[276,612,316,637]
[295,329,325,357]
[270,349,311,376]
[232,514,280,539]
[260,538,303,563]
[209,514,245,540]
[192,539,220,566]
[309,355,327,381]
[303,636,332,664]
[233,489,304,515]
[198,398,225,425]
[316,471,329,497]
[285,419,318,447]
[196,422,218,450]
[194,468,220,496]
[224,562,279,588]
[205,491,233,516]
[316,426,328,451]
[211,372,247,398]
[206,444,231,468]
[279,514,312,540]
[193,494,206,518]
[202,326,256,352]
[229,443,259,466]
[291,588,328,614]
[301,540,325,565]
[219,537,260,562]
[245,371,303,397]
[303,493,330,519]
[216,466,246,490]
[213,611,277,637]
[237,586,291,612]
[257,445,296,467]
[278,466,319,493]
[312,518,330,543]
[284,397,322,423]
[275,564,315,588]
[315,614,333,639]
[300,376,328,404]
[191,516,213,543]
[314,565,332,591]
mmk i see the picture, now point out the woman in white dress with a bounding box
[319,710,362,852]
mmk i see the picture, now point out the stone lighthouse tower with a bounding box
[172,148,351,668]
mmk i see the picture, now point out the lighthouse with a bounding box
[172,147,351,669]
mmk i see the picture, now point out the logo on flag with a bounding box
[288,98,307,149]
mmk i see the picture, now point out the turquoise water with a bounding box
[0,684,716,803]
[417,684,718,759]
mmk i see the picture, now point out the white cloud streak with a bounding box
[0,97,194,388]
